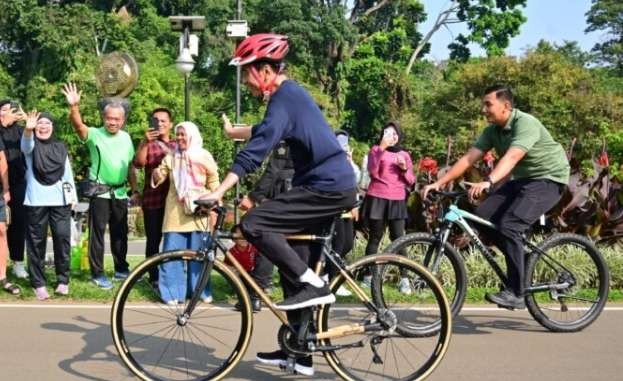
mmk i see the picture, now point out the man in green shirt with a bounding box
[62,83,138,290]
[423,84,569,310]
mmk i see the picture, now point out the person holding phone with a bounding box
[133,108,176,288]
[360,122,415,294]
[0,99,29,279]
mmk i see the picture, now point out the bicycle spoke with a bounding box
[191,321,236,332]
[558,294,600,304]
[127,322,178,347]
[189,319,233,348]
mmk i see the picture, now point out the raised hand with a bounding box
[222,113,234,136]
[61,82,81,106]
[3,105,26,126]
[14,106,26,122]
[25,110,40,131]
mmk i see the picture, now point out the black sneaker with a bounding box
[275,283,335,311]
[485,290,526,310]
[235,297,262,313]
[256,350,314,376]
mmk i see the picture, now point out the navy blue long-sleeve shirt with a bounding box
[230,80,356,192]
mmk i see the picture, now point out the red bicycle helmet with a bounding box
[229,33,289,67]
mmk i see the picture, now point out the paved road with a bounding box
[0,303,620,381]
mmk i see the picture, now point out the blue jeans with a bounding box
[159,231,212,303]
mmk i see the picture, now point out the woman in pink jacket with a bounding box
[360,122,415,294]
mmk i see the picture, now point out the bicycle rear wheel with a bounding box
[525,234,609,332]
[111,250,253,381]
[319,254,452,381]
[383,232,467,333]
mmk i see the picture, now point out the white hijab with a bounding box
[173,122,205,199]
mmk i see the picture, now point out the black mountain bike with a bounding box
[384,190,609,333]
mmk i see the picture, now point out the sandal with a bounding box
[0,278,21,296]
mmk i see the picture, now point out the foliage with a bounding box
[585,0,623,74]
[0,1,621,231]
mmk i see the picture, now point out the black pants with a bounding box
[241,186,357,280]
[241,186,357,325]
[327,217,354,279]
[88,197,129,278]
[143,207,165,282]
[25,205,71,288]
[475,179,564,296]
[250,254,273,292]
[365,218,405,256]
[8,181,26,262]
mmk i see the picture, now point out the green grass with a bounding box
[1,233,622,303]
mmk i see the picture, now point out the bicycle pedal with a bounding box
[285,357,296,374]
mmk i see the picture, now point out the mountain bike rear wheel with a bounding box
[525,234,609,332]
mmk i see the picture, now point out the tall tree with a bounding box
[585,0,623,73]
[406,0,527,73]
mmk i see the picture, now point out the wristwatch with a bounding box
[484,176,494,188]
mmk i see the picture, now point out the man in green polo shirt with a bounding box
[423,84,569,310]
[62,83,138,290]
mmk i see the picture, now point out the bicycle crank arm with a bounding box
[312,341,366,352]
[312,322,383,340]
[526,281,571,293]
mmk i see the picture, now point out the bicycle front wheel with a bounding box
[319,254,452,381]
[525,234,609,332]
[383,232,467,326]
[111,250,253,381]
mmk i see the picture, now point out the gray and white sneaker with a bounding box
[361,275,372,289]
[276,284,335,311]
[399,277,413,295]
[256,350,314,376]
[335,285,352,297]
[12,262,28,279]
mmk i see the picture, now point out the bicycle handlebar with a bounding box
[428,189,467,200]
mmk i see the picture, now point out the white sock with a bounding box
[299,269,324,288]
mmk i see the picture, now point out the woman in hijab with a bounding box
[152,121,220,305]
[21,111,77,300]
[360,122,415,294]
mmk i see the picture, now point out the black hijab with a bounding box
[32,112,68,185]
[378,121,404,153]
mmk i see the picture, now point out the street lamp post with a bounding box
[227,6,249,224]
[170,16,206,121]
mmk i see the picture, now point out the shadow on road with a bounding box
[42,315,130,381]
[453,313,543,335]
[41,315,335,381]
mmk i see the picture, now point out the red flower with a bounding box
[598,151,609,167]
[483,151,495,167]
[419,157,438,176]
